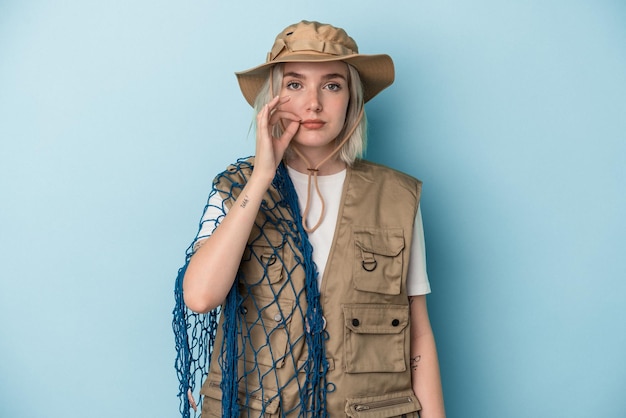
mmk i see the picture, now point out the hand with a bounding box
[253,95,300,182]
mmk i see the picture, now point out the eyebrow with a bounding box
[283,71,347,81]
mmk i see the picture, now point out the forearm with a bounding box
[182,174,272,313]
[411,330,445,417]
[182,96,301,313]
[410,296,446,418]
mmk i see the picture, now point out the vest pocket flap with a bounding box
[345,390,421,417]
[238,389,280,415]
[354,227,405,257]
[239,295,293,369]
[242,228,285,285]
[248,226,285,247]
[241,294,293,326]
[201,379,223,399]
[201,380,280,415]
[353,228,405,295]
[343,304,409,334]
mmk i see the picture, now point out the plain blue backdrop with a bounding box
[1,1,625,417]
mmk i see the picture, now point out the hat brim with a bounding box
[235,53,394,106]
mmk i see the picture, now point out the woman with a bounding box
[174,20,446,418]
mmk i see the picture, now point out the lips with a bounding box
[300,119,325,130]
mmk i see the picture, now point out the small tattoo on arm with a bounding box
[240,195,250,208]
[411,355,421,370]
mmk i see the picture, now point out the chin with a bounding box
[293,134,338,148]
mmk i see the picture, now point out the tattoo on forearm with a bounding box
[409,296,415,306]
[411,355,421,370]
[240,195,250,208]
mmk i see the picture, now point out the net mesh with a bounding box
[173,159,330,417]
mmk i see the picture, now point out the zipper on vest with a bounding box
[354,396,414,411]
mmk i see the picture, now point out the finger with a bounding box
[256,102,273,131]
[277,119,300,145]
[268,110,301,126]
[268,95,292,114]
[256,101,270,120]
[276,96,291,106]
[266,95,283,113]
[258,96,288,129]
[258,96,280,116]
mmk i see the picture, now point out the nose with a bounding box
[307,90,322,112]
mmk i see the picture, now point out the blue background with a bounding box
[1,1,624,417]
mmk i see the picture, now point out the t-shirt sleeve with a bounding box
[406,205,432,296]
[192,191,228,252]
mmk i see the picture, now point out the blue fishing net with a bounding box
[173,159,330,417]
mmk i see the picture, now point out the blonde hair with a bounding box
[253,63,367,165]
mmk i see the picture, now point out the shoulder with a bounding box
[214,156,255,185]
[352,159,422,193]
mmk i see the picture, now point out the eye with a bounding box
[325,82,342,92]
[285,81,302,90]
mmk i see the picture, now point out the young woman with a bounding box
[174,20,446,418]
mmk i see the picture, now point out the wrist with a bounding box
[250,166,277,187]
[244,170,274,198]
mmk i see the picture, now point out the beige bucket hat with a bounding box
[235,20,395,106]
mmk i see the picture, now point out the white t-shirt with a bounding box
[196,167,431,296]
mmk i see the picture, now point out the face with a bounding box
[279,61,350,154]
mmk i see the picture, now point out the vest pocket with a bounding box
[240,294,294,369]
[241,228,285,286]
[345,389,421,417]
[201,379,281,417]
[342,304,409,373]
[353,228,405,295]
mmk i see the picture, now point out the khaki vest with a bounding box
[200,159,422,417]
